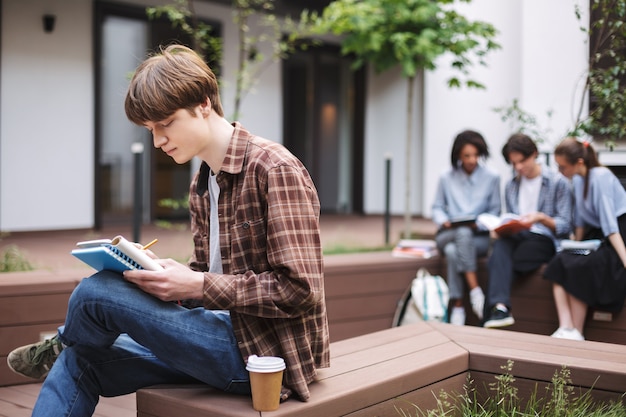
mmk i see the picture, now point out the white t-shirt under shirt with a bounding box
[208,172,223,274]
[518,174,542,216]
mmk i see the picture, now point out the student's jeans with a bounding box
[436,226,490,300]
[32,271,250,417]
[486,231,555,310]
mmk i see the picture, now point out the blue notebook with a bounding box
[71,235,162,272]
[71,245,143,273]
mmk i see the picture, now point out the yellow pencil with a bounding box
[142,238,158,250]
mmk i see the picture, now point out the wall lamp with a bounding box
[43,14,56,33]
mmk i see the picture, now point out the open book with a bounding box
[71,235,163,272]
[476,213,531,236]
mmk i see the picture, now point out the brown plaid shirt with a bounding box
[188,123,330,401]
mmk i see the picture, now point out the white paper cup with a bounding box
[246,355,286,411]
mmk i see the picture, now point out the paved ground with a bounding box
[0,214,437,272]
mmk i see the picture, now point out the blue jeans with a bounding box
[33,271,250,417]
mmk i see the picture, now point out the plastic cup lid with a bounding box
[246,355,286,373]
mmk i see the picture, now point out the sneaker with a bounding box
[7,335,63,379]
[551,327,585,341]
[469,287,485,320]
[449,306,466,326]
[483,305,515,328]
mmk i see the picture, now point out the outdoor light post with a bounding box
[384,153,392,245]
[131,142,144,243]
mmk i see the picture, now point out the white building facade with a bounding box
[0,0,589,232]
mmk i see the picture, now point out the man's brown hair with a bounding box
[125,44,223,124]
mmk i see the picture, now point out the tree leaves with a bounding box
[312,0,500,87]
[574,0,626,148]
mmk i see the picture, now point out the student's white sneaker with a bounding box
[469,287,485,320]
[449,307,466,326]
[551,327,585,341]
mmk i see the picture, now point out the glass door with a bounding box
[98,13,151,226]
[95,2,219,227]
[282,45,365,213]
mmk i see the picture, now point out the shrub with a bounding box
[398,360,626,416]
[0,244,34,272]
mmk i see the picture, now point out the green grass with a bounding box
[0,244,34,272]
[397,360,625,417]
[323,244,394,255]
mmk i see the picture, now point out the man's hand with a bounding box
[520,212,541,225]
[123,259,204,302]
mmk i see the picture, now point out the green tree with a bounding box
[230,0,315,120]
[147,0,222,67]
[493,98,554,145]
[148,0,315,120]
[312,0,500,238]
[573,0,626,150]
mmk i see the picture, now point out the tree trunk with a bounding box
[403,75,414,239]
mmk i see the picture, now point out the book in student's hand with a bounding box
[448,215,477,227]
[560,239,602,255]
[71,235,163,273]
[476,213,531,236]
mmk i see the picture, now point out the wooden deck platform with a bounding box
[136,322,626,417]
[2,248,625,415]
[0,383,135,417]
[2,321,625,416]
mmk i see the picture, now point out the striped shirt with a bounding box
[188,123,329,401]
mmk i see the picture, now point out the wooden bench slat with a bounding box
[266,343,468,417]
[136,322,626,417]
[585,328,626,345]
[0,294,70,327]
[324,253,440,297]
[329,323,434,355]
[433,322,626,355]
[317,331,456,380]
[431,323,626,392]
[137,385,257,417]
[464,344,626,392]
[344,374,468,417]
[328,318,392,342]
[323,252,437,271]
[326,293,405,321]
[0,323,64,354]
[0,384,41,412]
[136,343,466,417]
[0,270,81,296]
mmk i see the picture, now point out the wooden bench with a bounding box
[323,252,442,342]
[459,260,626,344]
[2,250,625,387]
[324,252,626,345]
[431,322,626,407]
[3,251,625,379]
[0,269,83,386]
[136,322,626,417]
[0,252,431,387]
